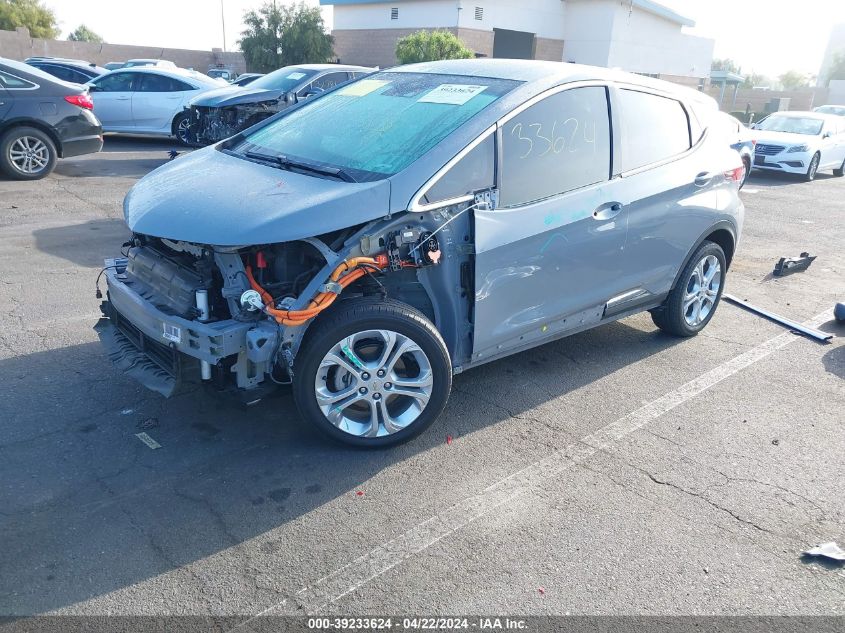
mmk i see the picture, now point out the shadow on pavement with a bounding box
[32,219,129,268]
[0,318,682,615]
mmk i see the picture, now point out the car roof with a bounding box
[389,59,712,105]
[28,58,107,73]
[767,110,830,120]
[292,63,373,72]
[0,56,85,90]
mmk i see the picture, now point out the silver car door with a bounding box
[472,84,631,362]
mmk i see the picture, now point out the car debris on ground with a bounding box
[721,294,832,342]
[803,542,845,562]
[773,252,816,277]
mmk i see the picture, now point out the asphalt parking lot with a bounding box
[1,137,843,618]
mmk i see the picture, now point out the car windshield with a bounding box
[815,105,845,116]
[248,67,318,92]
[232,72,520,181]
[756,115,824,135]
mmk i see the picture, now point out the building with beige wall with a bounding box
[322,0,713,86]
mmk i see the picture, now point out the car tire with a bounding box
[172,111,193,146]
[0,126,57,180]
[740,156,751,189]
[651,241,726,337]
[293,298,452,448]
[804,152,820,182]
[834,158,844,177]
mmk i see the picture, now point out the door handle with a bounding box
[593,202,623,221]
[116,96,130,101]
[694,171,715,187]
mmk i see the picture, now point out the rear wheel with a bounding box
[804,152,820,182]
[0,126,57,180]
[293,298,452,447]
[651,241,726,337]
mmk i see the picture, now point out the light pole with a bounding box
[221,0,227,52]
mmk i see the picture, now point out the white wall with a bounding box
[606,3,713,78]
[333,1,461,30]
[334,1,566,40]
[456,1,566,40]
[830,80,845,105]
[561,0,616,65]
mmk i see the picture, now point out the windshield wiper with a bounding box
[244,151,356,183]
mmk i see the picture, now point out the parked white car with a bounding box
[814,104,845,117]
[750,111,845,181]
[86,67,220,144]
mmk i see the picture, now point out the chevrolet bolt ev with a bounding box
[95,60,744,447]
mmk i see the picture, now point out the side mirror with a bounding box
[284,91,297,104]
[823,131,832,139]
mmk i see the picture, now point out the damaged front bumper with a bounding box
[95,258,270,397]
[189,103,277,146]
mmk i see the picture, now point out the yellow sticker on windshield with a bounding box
[338,79,390,97]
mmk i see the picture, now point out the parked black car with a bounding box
[25,57,107,84]
[187,64,372,145]
[0,57,103,180]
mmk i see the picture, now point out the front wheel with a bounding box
[804,152,820,182]
[293,298,452,447]
[651,241,726,337]
[0,126,57,180]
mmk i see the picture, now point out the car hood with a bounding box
[751,130,819,147]
[189,86,283,108]
[124,147,390,245]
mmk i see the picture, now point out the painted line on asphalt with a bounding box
[234,309,831,623]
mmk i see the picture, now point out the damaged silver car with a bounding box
[96,60,744,447]
[187,64,372,146]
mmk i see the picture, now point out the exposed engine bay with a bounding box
[190,102,282,146]
[95,205,472,402]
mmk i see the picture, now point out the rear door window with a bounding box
[137,73,191,92]
[499,86,611,207]
[616,89,691,172]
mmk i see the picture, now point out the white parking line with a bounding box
[234,309,831,623]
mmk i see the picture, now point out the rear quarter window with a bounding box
[617,89,691,172]
[0,70,37,89]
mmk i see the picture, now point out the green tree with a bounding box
[0,0,59,39]
[827,50,845,83]
[778,70,810,90]
[711,58,740,74]
[395,30,474,65]
[67,24,104,43]
[238,1,333,73]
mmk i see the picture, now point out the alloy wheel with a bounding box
[176,117,191,143]
[9,136,49,175]
[314,329,433,438]
[808,155,819,180]
[683,254,721,327]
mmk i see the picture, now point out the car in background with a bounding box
[86,67,219,144]
[96,60,744,447]
[123,59,177,69]
[188,63,372,145]
[230,73,263,87]
[750,111,845,181]
[715,112,754,188]
[814,104,845,117]
[103,62,124,71]
[207,68,235,82]
[25,57,107,84]
[0,57,102,180]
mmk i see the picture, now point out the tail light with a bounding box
[725,165,745,183]
[64,93,94,110]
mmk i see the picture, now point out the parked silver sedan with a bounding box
[86,67,220,144]
[96,60,744,447]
